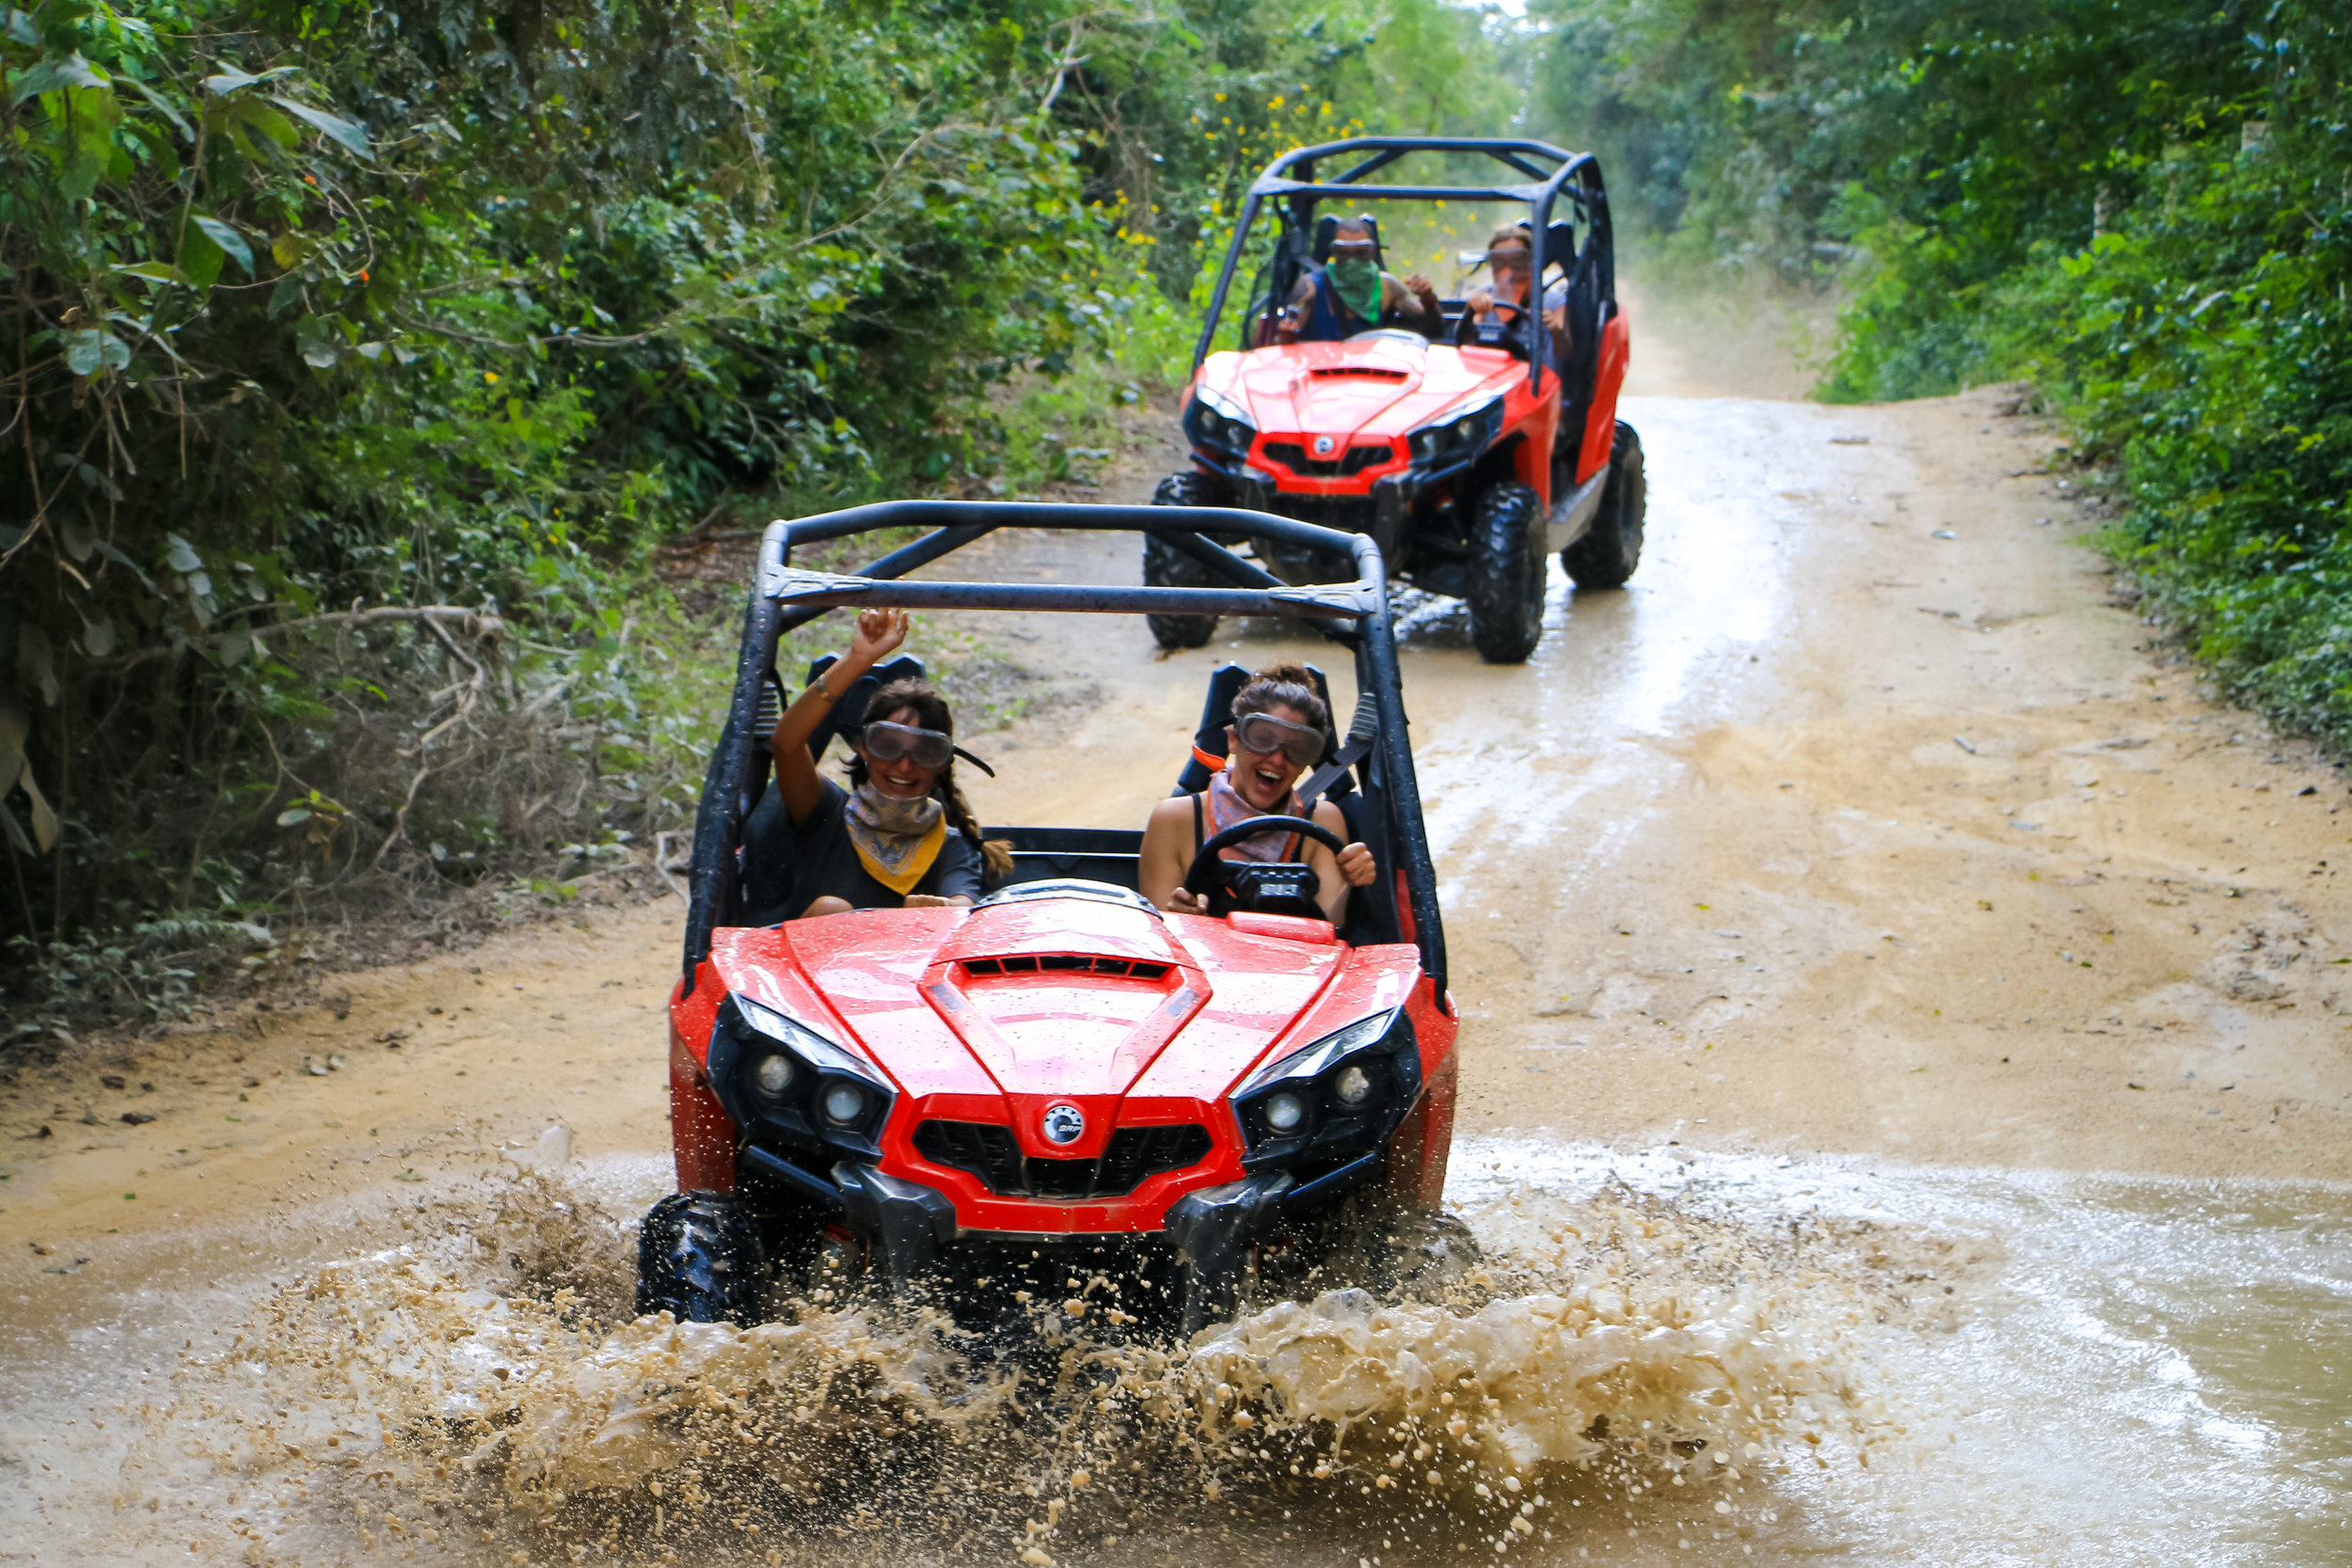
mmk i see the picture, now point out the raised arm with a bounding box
[1390,272,1441,321]
[771,607,909,827]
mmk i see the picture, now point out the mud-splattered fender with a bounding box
[668,970,737,1192]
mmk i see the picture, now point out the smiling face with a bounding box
[1226,701,1314,813]
[856,705,941,800]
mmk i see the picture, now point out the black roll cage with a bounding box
[1191,136,1613,399]
[681,500,1448,992]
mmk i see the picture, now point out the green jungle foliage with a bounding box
[0,0,1513,1031]
[1534,0,2352,753]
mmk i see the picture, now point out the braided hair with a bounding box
[846,676,1015,879]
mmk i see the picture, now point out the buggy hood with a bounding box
[1198,336,1525,449]
[707,895,1419,1155]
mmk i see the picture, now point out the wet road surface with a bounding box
[3,387,2348,1564]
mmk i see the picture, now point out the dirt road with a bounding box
[4,377,2348,1565]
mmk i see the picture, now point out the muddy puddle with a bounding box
[3,1137,2343,1566]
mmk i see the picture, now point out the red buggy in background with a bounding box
[1148,137,1645,663]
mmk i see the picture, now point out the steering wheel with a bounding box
[1183,816,1345,916]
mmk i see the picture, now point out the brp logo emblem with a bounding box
[1312,435,1337,456]
[1041,1103,1087,1146]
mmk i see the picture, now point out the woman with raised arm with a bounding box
[1138,663,1376,923]
[769,608,1009,918]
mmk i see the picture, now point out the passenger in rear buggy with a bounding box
[768,607,1011,918]
[1137,662,1376,923]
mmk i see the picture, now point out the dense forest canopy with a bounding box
[5,0,2347,1034]
[0,0,1517,1028]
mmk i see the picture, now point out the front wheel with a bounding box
[1561,422,1645,590]
[636,1191,766,1326]
[1144,472,1221,650]
[1466,480,1547,664]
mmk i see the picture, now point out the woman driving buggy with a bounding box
[1454,238,1567,365]
[769,608,1009,919]
[1138,664,1376,922]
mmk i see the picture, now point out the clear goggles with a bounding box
[1328,239,1378,261]
[859,720,954,770]
[1232,711,1327,768]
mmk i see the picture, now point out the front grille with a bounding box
[913,1119,1023,1192]
[914,1120,1213,1199]
[1262,441,1393,478]
[1263,494,1376,537]
[961,955,1170,980]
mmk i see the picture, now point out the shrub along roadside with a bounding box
[0,0,1518,1039]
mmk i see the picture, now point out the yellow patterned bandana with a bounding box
[845,784,946,896]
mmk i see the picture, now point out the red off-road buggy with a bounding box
[641,501,1462,1338]
[1147,136,1644,663]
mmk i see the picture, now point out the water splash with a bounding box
[99,1167,1889,1566]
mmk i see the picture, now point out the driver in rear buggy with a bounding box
[768,608,1010,918]
[1454,238,1568,366]
[1275,217,1442,344]
[1138,663,1375,921]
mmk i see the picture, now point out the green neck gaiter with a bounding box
[1327,259,1382,322]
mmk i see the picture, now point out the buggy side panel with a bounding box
[669,975,737,1192]
[1577,310,1630,485]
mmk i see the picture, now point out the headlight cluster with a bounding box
[1184,388,1258,459]
[1406,396,1502,468]
[1232,1008,1422,1175]
[708,993,895,1159]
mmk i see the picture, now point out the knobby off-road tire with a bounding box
[1466,479,1548,664]
[1561,421,1645,591]
[636,1191,767,1326]
[1144,472,1220,650]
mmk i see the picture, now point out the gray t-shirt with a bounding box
[751,777,982,922]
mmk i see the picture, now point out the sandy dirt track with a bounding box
[5,372,2352,1568]
[7,384,2352,1272]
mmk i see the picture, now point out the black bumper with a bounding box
[813,1150,1387,1333]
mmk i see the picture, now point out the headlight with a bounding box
[1405,395,1502,468]
[1185,385,1257,459]
[754,1053,795,1098]
[707,993,895,1158]
[1232,1008,1422,1171]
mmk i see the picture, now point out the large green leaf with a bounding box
[190,215,252,277]
[294,314,342,369]
[8,51,107,105]
[178,221,225,289]
[231,97,298,147]
[121,75,192,138]
[200,65,298,96]
[269,96,373,161]
[62,328,131,376]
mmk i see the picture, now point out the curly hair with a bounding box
[846,676,1014,879]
